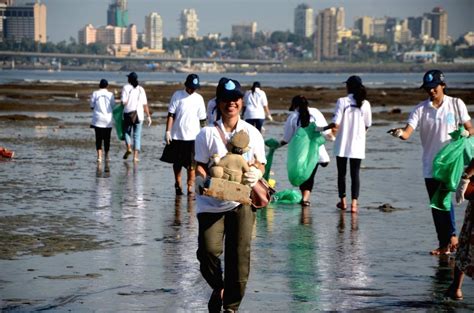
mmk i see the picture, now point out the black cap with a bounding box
[99,79,108,88]
[216,78,244,102]
[127,72,138,80]
[344,75,363,87]
[184,73,200,89]
[420,69,445,89]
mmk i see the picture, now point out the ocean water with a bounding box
[1,69,473,89]
[0,112,473,311]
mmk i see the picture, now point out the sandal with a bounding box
[336,202,346,210]
[430,247,451,256]
[300,200,311,206]
[175,183,183,196]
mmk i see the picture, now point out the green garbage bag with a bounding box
[264,138,280,180]
[430,126,474,211]
[287,123,326,186]
[113,104,125,141]
[272,189,302,204]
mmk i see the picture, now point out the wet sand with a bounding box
[0,82,473,311]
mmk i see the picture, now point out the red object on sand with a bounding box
[0,147,14,158]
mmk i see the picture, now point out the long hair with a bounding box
[251,81,261,94]
[129,77,139,88]
[292,95,310,127]
[347,83,367,108]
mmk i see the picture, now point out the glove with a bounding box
[243,166,263,187]
[388,128,403,138]
[460,129,470,138]
[210,154,221,167]
[195,175,206,195]
[455,178,470,204]
[266,114,273,121]
[165,131,172,145]
[147,116,152,127]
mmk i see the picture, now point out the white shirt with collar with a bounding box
[332,94,372,159]
[121,84,147,122]
[194,119,267,214]
[90,88,115,128]
[243,88,268,119]
[168,89,206,140]
[407,95,471,178]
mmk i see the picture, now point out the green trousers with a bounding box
[197,204,255,311]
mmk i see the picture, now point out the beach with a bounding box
[1,80,473,311]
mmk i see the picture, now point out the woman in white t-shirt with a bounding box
[328,75,372,213]
[243,82,272,132]
[90,79,115,162]
[281,95,332,206]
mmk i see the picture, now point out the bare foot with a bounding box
[450,236,459,252]
[445,284,463,300]
[430,246,451,255]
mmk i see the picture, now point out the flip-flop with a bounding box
[336,202,346,210]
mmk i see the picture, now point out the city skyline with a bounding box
[41,0,473,43]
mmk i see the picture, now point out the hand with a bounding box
[388,128,403,138]
[164,131,172,145]
[460,129,470,138]
[315,126,325,132]
[210,154,221,167]
[243,166,263,187]
[455,178,470,204]
[147,116,152,127]
[195,175,207,195]
[266,114,273,122]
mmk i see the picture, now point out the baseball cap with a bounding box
[99,79,108,88]
[184,73,200,89]
[216,78,244,102]
[420,69,445,89]
[344,75,363,87]
[127,72,138,80]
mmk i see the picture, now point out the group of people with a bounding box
[89,70,473,310]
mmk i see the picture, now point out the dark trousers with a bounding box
[94,127,112,152]
[245,119,264,132]
[336,156,361,199]
[425,178,457,248]
[196,205,255,311]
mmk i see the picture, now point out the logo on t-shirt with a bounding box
[445,112,455,125]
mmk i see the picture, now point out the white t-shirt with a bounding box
[195,119,267,214]
[121,84,147,122]
[168,89,206,140]
[407,95,471,178]
[90,89,115,128]
[243,88,268,119]
[207,97,218,125]
[332,94,372,159]
[282,107,331,164]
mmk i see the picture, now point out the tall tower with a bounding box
[335,7,345,30]
[4,0,46,43]
[107,0,128,27]
[294,3,313,38]
[427,7,448,44]
[145,12,163,50]
[180,8,198,39]
[315,7,338,61]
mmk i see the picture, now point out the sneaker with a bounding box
[97,158,102,162]
[123,150,132,159]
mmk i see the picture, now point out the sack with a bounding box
[124,110,139,125]
[250,178,275,209]
[287,123,326,186]
[272,189,302,204]
[112,105,125,140]
[466,179,474,201]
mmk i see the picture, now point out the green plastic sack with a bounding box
[113,104,125,141]
[287,123,326,186]
[264,138,280,180]
[272,189,302,204]
[430,126,474,211]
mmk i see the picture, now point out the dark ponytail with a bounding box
[347,84,367,108]
[251,81,260,94]
[292,95,310,127]
[129,77,139,88]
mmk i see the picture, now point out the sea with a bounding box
[0,69,473,311]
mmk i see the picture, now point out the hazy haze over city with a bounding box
[41,0,473,43]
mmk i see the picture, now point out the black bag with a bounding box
[124,110,139,125]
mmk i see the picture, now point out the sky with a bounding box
[39,0,474,43]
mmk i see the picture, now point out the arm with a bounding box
[388,124,414,140]
[463,120,474,136]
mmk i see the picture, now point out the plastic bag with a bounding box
[113,104,125,141]
[272,189,302,204]
[287,123,326,186]
[430,126,474,211]
[263,138,280,180]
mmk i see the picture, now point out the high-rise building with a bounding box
[354,16,373,38]
[4,0,46,43]
[294,3,313,38]
[407,16,431,40]
[314,7,338,61]
[426,7,448,45]
[231,22,257,40]
[107,0,128,27]
[335,7,345,30]
[145,12,163,51]
[180,8,198,39]
[372,18,387,39]
[78,23,137,55]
